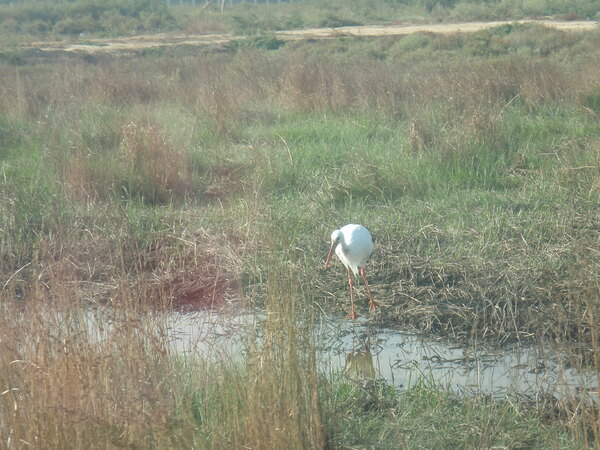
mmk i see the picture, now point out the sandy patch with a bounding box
[27,19,598,54]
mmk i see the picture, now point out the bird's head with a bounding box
[324,230,343,270]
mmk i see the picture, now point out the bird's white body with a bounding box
[331,224,374,277]
[325,224,376,319]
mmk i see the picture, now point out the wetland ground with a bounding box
[1,0,600,447]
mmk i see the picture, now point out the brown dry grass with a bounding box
[0,246,325,448]
[120,121,192,202]
[0,301,184,448]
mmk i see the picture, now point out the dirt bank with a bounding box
[27,19,597,54]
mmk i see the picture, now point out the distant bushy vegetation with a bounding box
[0,0,598,39]
[0,0,175,37]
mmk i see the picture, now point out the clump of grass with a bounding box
[119,121,192,204]
[0,301,184,448]
[169,260,328,449]
[143,228,243,311]
[555,244,600,446]
[52,108,198,204]
[323,373,574,448]
[242,262,326,448]
[236,34,286,51]
[580,85,600,114]
[395,384,573,448]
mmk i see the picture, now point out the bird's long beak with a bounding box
[324,241,338,270]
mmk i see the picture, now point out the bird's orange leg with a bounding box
[360,267,377,312]
[345,267,358,320]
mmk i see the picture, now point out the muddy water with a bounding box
[159,310,598,402]
[317,319,598,401]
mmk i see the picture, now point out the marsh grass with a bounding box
[1,17,600,448]
[0,246,328,448]
[322,371,577,449]
[0,301,182,447]
[3,256,577,448]
[1,26,599,341]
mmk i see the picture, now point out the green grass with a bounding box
[1,11,600,449]
[326,377,573,449]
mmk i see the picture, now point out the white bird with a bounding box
[324,224,377,320]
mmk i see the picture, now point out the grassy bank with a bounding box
[1,10,599,448]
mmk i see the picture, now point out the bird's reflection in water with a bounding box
[344,330,378,380]
[344,350,376,379]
